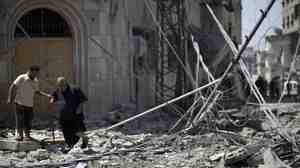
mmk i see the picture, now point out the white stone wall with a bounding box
[0,0,20,124]
[83,0,134,120]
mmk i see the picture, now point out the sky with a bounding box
[242,0,282,50]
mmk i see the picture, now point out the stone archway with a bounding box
[5,0,89,120]
[7,0,88,90]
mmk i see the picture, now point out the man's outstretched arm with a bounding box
[36,91,52,99]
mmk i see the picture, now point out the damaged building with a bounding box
[2,1,300,168]
[266,0,300,81]
[0,0,241,127]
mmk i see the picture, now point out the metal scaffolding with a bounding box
[155,0,188,105]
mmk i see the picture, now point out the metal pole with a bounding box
[16,23,31,39]
[105,79,220,131]
[188,0,276,127]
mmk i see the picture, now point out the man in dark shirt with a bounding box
[270,76,280,101]
[50,77,88,149]
[255,75,268,98]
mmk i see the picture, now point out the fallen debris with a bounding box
[0,138,41,152]
[0,123,297,167]
[259,148,292,168]
[2,1,300,168]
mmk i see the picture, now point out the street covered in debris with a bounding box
[2,103,300,168]
[2,0,300,167]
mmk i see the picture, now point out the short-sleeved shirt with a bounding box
[13,73,39,107]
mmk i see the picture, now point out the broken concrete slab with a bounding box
[240,127,256,137]
[258,148,292,168]
[209,152,225,161]
[28,149,50,161]
[0,138,41,152]
[0,158,12,167]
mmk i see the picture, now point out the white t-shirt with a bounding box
[13,73,39,107]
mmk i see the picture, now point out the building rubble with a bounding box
[1,1,299,168]
[0,105,300,168]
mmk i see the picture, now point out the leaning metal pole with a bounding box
[105,79,220,131]
[105,0,276,132]
[188,0,277,127]
[190,1,295,145]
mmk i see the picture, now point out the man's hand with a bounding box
[46,94,53,99]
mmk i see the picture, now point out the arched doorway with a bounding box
[2,0,89,124]
[14,8,74,115]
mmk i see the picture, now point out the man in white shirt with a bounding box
[7,65,52,141]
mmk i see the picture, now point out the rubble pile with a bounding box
[0,129,225,168]
[1,107,300,168]
[0,1,296,168]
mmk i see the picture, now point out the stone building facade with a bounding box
[0,0,241,126]
[265,0,300,82]
[282,0,300,34]
[243,47,258,79]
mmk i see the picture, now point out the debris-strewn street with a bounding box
[1,105,300,168]
[1,0,299,167]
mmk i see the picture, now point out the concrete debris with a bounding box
[0,129,224,167]
[0,125,296,168]
[0,138,41,152]
[259,148,292,168]
[28,149,50,161]
[1,106,300,167]
[240,127,257,137]
[75,162,88,168]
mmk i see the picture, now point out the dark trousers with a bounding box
[60,116,86,147]
[15,104,33,136]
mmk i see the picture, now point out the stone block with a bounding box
[0,138,41,152]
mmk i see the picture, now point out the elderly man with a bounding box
[7,65,52,141]
[50,77,88,149]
